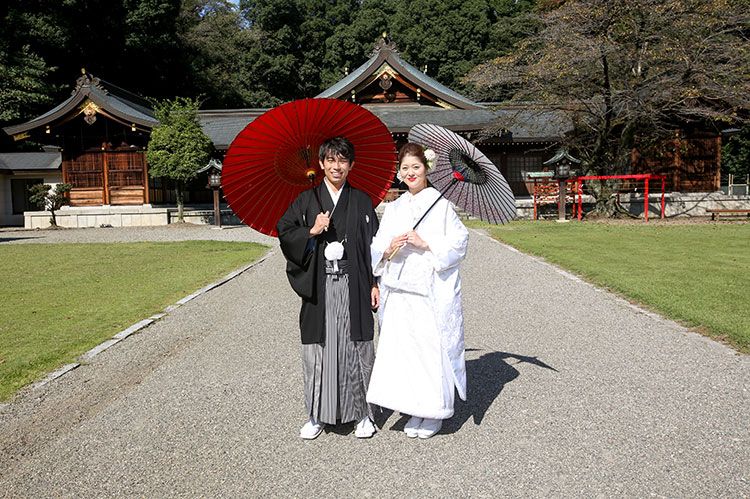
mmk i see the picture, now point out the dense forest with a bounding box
[0,0,537,123]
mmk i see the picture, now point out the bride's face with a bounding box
[399,154,427,194]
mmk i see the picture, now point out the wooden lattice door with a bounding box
[63,151,148,206]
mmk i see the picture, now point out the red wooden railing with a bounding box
[574,175,666,221]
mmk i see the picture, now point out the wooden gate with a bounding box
[63,151,149,206]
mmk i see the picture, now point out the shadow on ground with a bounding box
[0,236,39,243]
[443,350,557,434]
[373,350,557,435]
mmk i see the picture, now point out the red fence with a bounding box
[574,174,666,221]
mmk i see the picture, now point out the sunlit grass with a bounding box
[467,220,750,352]
[0,241,269,400]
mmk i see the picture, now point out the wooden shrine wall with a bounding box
[632,135,721,192]
[63,151,149,206]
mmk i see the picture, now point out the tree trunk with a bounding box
[584,178,634,218]
[176,181,185,222]
[589,196,619,218]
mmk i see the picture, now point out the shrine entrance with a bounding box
[63,151,149,206]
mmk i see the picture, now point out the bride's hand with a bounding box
[386,234,408,255]
[404,231,429,251]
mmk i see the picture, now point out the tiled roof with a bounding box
[0,152,62,172]
[88,85,155,124]
[3,73,156,137]
[372,106,569,138]
[197,109,266,150]
[197,105,570,149]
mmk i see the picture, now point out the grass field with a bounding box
[467,220,750,353]
[0,241,269,401]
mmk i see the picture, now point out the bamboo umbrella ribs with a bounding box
[221,98,397,237]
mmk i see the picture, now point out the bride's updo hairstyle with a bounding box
[398,142,428,168]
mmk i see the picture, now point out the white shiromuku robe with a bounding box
[366,187,469,419]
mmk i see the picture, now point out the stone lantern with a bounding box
[198,158,223,227]
[543,149,581,221]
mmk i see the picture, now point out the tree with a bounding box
[237,0,361,104]
[722,126,750,179]
[146,97,212,221]
[234,0,518,102]
[0,1,60,131]
[0,46,55,123]
[468,0,750,216]
[388,0,497,93]
[29,183,72,227]
[327,0,507,95]
[178,0,259,108]
[321,1,397,88]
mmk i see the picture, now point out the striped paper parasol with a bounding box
[408,123,516,224]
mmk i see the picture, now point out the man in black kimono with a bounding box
[276,136,380,439]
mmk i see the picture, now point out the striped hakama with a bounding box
[302,260,374,425]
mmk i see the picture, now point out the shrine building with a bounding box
[1,39,725,227]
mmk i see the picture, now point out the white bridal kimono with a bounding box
[367,187,469,419]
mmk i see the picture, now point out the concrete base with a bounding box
[25,205,166,229]
[175,209,242,226]
[23,205,241,229]
[522,191,750,220]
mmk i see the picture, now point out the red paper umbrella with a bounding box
[221,98,397,236]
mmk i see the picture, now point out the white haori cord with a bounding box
[324,241,345,272]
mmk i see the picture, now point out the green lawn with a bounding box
[467,220,750,352]
[0,241,269,400]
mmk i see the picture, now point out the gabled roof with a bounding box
[198,104,570,150]
[197,109,266,151]
[316,38,485,111]
[3,72,157,138]
[365,105,570,140]
[0,152,62,172]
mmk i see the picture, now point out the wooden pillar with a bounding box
[102,152,110,205]
[213,188,221,228]
[673,135,682,192]
[557,179,566,221]
[62,156,69,185]
[142,152,150,204]
[714,136,721,191]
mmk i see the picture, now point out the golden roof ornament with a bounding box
[371,32,399,56]
[72,70,106,96]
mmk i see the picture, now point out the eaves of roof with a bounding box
[197,105,571,149]
[198,109,267,150]
[0,152,62,172]
[3,77,157,137]
[316,49,485,111]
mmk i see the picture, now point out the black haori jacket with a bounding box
[276,182,379,344]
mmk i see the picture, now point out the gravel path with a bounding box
[0,226,748,497]
[0,224,276,245]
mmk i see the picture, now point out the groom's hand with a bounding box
[309,211,330,236]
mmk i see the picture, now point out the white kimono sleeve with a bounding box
[421,199,469,273]
[370,202,396,277]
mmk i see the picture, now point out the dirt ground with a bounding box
[584,216,749,226]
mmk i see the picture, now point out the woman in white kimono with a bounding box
[367,142,469,438]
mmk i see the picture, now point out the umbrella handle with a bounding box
[387,178,459,261]
[387,243,406,261]
[308,172,324,212]
[308,172,328,232]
